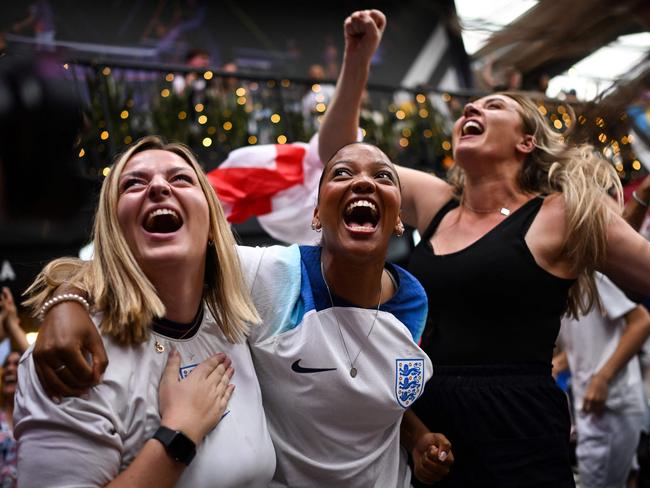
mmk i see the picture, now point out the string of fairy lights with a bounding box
[536,100,644,181]
[70,64,645,183]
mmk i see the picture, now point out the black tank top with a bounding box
[408,197,574,365]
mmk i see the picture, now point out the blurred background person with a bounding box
[623,174,650,488]
[479,57,522,92]
[172,47,211,96]
[534,72,550,96]
[302,64,335,133]
[624,174,650,235]
[219,61,239,92]
[10,0,56,50]
[554,275,650,488]
[323,36,339,80]
[0,287,28,488]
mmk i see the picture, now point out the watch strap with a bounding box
[153,425,196,465]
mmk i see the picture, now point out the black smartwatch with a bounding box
[153,426,196,465]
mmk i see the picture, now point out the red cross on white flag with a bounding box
[207,134,323,244]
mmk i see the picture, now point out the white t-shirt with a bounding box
[239,244,431,488]
[14,309,276,487]
[16,243,429,487]
[559,273,646,413]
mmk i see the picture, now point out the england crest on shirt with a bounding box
[395,359,424,408]
[179,363,198,379]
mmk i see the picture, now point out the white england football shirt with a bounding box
[239,244,432,487]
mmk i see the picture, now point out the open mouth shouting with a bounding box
[3,373,16,386]
[142,207,183,234]
[461,119,484,137]
[344,199,380,234]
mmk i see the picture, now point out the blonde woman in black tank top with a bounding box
[319,10,650,487]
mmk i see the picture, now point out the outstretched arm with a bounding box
[602,212,650,296]
[320,10,453,231]
[318,9,386,164]
[582,304,650,415]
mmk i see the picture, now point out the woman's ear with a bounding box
[311,208,322,232]
[517,134,536,155]
[394,217,404,237]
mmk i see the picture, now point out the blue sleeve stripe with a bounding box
[293,247,428,343]
[385,264,428,343]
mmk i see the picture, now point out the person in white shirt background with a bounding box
[554,274,650,488]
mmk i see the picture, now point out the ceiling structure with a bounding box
[458,0,649,100]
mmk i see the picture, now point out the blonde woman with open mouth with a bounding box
[18,138,453,486]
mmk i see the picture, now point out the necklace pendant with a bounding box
[154,340,165,353]
[499,207,511,216]
[350,367,357,378]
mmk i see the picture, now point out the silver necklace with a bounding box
[462,200,511,216]
[320,261,382,378]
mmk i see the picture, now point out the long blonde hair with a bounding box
[25,136,260,345]
[447,92,622,317]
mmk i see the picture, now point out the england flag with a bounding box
[207,134,323,245]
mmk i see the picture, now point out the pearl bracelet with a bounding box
[632,190,649,208]
[38,293,90,321]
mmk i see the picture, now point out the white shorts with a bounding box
[575,409,644,488]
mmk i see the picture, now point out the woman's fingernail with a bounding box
[438,451,448,462]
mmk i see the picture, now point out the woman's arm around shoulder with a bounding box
[33,297,107,398]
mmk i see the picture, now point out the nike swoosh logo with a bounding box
[291,359,337,374]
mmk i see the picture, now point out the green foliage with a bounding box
[76,68,453,177]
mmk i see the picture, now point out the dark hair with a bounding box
[184,48,210,63]
[316,142,401,200]
[3,350,20,368]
